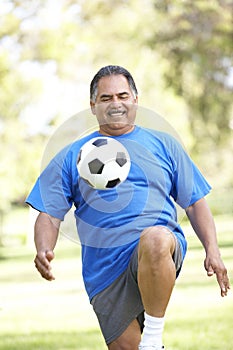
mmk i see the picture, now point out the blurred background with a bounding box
[0,0,232,244]
[0,1,232,349]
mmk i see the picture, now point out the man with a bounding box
[26,65,230,350]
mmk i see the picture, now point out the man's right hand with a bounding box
[34,250,55,281]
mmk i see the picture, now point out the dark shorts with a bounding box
[91,235,183,345]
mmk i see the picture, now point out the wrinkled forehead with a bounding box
[96,75,133,97]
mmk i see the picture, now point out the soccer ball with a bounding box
[77,137,131,190]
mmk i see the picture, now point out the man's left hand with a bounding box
[204,253,230,297]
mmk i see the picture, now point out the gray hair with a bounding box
[90,65,138,102]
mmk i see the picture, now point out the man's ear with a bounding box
[90,101,96,115]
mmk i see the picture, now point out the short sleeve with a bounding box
[167,136,211,209]
[25,147,73,220]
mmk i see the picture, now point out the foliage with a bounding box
[0,0,232,210]
[147,0,233,152]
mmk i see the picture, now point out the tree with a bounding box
[147,0,233,153]
[0,1,44,212]
[1,0,232,216]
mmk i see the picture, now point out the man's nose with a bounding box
[111,96,122,105]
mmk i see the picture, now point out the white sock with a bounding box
[140,312,165,348]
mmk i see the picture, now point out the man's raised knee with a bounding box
[139,226,175,261]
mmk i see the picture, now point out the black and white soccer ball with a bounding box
[77,137,131,190]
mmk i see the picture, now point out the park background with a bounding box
[0,1,232,349]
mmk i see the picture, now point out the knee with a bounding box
[108,319,141,350]
[109,344,136,350]
[108,339,140,350]
[139,226,175,261]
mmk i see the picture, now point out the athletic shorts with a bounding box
[90,234,183,345]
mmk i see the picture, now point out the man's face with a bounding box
[90,74,138,136]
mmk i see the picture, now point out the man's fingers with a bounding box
[46,250,55,262]
[34,251,55,281]
[216,271,230,297]
[207,266,214,276]
[205,258,230,297]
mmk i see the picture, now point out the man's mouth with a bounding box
[107,110,126,118]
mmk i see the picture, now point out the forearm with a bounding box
[185,198,220,255]
[185,197,230,296]
[34,212,60,253]
[34,212,61,280]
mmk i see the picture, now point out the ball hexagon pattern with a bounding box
[77,137,131,190]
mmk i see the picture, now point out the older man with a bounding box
[26,65,230,350]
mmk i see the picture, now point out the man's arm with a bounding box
[185,197,230,297]
[34,212,61,281]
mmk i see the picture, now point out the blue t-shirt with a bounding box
[26,126,211,300]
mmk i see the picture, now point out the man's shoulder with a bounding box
[137,126,181,147]
[134,126,188,161]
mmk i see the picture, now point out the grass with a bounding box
[0,210,232,350]
[0,331,103,350]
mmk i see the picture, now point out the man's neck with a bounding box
[98,125,135,136]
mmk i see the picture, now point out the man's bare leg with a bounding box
[108,319,141,350]
[138,226,176,347]
[107,226,176,350]
[138,226,176,316]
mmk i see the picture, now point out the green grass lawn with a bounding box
[0,213,232,350]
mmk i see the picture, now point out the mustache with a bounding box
[107,108,126,115]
